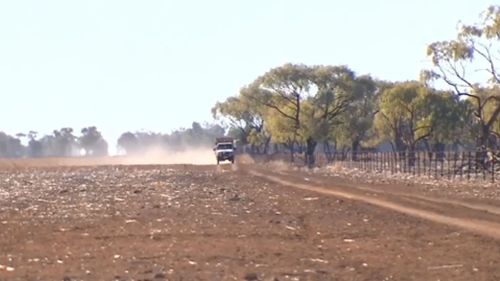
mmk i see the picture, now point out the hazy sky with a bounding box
[0,0,494,149]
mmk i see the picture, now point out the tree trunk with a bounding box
[433,142,445,162]
[351,139,360,161]
[263,136,271,154]
[476,125,489,169]
[288,140,295,163]
[408,144,416,167]
[324,141,333,163]
[306,137,318,168]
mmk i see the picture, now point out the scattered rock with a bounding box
[154,272,166,279]
[0,264,14,272]
[244,272,259,281]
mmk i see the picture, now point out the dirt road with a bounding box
[1,163,500,280]
[250,169,500,240]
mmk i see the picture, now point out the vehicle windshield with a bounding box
[217,144,233,150]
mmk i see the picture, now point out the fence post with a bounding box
[367,152,370,172]
[384,152,387,174]
[381,152,384,174]
[395,152,398,174]
[389,152,393,174]
[372,152,375,172]
[360,152,363,170]
[434,151,438,179]
[360,152,363,171]
[412,151,416,176]
[391,152,394,174]
[397,151,400,174]
[402,151,406,174]
[460,151,464,179]
[356,152,359,170]
[358,152,361,170]
[492,155,495,183]
[381,152,389,174]
[392,151,395,174]
[467,151,471,181]
[368,152,371,172]
[380,152,382,173]
[366,152,372,172]
[440,153,444,179]
[475,151,479,179]
[417,151,420,177]
[483,155,487,182]
[423,151,427,178]
[427,152,430,178]
[378,152,380,172]
[481,150,486,181]
[394,151,398,174]
[453,151,458,179]
[445,151,451,180]
[360,152,362,170]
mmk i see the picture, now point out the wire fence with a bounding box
[317,150,499,183]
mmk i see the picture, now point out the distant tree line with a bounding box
[0,127,108,158]
[212,5,500,166]
[0,122,226,158]
[116,122,224,155]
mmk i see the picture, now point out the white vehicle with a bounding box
[214,137,235,165]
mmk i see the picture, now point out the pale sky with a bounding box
[0,0,494,150]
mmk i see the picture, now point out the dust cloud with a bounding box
[116,146,217,165]
[0,147,228,168]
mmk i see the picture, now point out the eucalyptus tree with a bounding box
[424,5,500,151]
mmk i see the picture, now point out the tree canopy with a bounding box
[424,5,500,149]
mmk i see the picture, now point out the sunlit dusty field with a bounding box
[1,161,500,280]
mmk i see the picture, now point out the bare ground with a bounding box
[1,161,500,280]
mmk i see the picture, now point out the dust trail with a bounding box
[0,147,218,169]
[250,170,500,240]
[117,146,216,165]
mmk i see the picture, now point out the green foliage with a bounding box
[374,82,432,150]
[0,132,24,158]
[217,63,372,163]
[308,65,358,141]
[250,63,311,133]
[329,76,379,150]
[79,127,108,156]
[117,132,139,155]
[425,5,500,149]
[242,64,361,144]
[425,92,473,145]
[265,105,301,144]
[212,90,266,147]
[41,128,78,157]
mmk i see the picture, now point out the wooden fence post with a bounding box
[467,151,471,181]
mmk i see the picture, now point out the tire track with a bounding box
[274,169,500,218]
[249,170,500,240]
